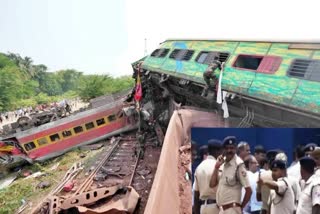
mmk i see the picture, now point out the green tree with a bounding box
[56,69,82,92]
[0,66,24,111]
[39,73,63,96]
[78,74,111,101]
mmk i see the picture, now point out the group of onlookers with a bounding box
[192,137,320,214]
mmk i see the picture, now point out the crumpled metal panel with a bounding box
[76,186,139,214]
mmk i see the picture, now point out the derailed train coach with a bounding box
[136,39,320,128]
[0,100,138,168]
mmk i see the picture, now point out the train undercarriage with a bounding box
[141,70,320,128]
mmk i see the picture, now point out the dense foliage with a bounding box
[0,53,134,111]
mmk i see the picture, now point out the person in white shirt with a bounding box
[287,144,305,176]
[237,141,251,161]
[258,159,295,214]
[243,155,262,214]
[296,157,320,214]
[194,140,223,214]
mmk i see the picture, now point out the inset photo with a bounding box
[192,128,320,214]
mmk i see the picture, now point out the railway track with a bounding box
[32,133,161,214]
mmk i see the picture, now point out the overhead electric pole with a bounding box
[144,38,147,56]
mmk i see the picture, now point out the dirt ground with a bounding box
[178,144,192,214]
[132,142,161,214]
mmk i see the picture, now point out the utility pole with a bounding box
[144,38,147,56]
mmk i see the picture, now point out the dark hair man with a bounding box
[296,157,320,214]
[194,139,223,214]
[257,160,295,214]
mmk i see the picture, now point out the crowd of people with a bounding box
[192,137,320,214]
[0,99,84,134]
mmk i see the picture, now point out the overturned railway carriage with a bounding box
[140,39,320,127]
[0,100,138,167]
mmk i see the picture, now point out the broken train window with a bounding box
[196,51,230,64]
[150,48,170,58]
[233,54,282,74]
[169,49,195,61]
[287,59,320,82]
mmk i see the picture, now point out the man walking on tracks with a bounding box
[210,136,252,214]
[194,139,223,214]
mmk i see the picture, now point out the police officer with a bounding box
[210,136,252,214]
[296,157,320,214]
[201,55,222,97]
[194,140,223,214]
[257,149,283,214]
[258,159,295,214]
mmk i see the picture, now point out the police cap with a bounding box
[304,143,317,153]
[223,136,237,147]
[208,139,222,149]
[270,159,286,170]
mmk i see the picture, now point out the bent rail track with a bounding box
[32,134,161,214]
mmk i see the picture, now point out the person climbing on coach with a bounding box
[201,55,223,97]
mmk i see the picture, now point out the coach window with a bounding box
[169,49,194,61]
[74,126,84,134]
[24,141,36,151]
[150,48,170,58]
[85,122,95,130]
[108,115,116,122]
[233,55,263,70]
[38,137,49,145]
[196,51,230,64]
[49,134,60,142]
[287,59,320,82]
[62,130,72,138]
[233,55,282,74]
[96,118,105,126]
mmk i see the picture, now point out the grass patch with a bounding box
[0,147,104,214]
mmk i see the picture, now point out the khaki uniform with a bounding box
[259,170,272,212]
[296,174,320,214]
[216,155,250,214]
[269,177,295,214]
[194,155,220,214]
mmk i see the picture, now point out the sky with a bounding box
[0,0,319,77]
